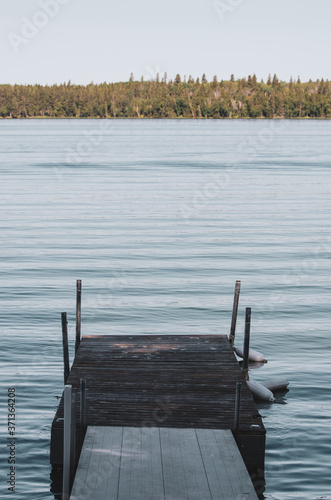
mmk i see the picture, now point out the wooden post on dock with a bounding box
[62,385,73,500]
[61,312,70,385]
[75,280,82,354]
[242,307,251,380]
[80,378,86,433]
[234,381,242,438]
[230,280,241,345]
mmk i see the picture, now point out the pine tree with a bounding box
[272,74,279,87]
[175,74,181,85]
[212,75,218,89]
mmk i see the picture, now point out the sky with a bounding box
[1,0,331,85]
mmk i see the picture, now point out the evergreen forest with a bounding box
[1,74,330,119]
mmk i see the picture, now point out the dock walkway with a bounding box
[51,334,265,497]
[52,334,264,432]
[70,425,258,500]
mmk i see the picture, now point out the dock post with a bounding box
[230,280,241,345]
[62,385,73,500]
[80,378,86,433]
[234,381,242,438]
[70,392,76,485]
[242,307,251,380]
[61,312,70,385]
[75,280,82,354]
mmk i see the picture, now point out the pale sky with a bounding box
[1,0,330,85]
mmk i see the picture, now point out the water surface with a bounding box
[0,119,330,499]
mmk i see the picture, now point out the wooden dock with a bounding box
[51,334,265,497]
[70,425,258,499]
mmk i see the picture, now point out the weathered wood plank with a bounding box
[160,427,213,500]
[52,335,264,435]
[70,426,258,500]
[70,426,123,500]
[196,428,259,499]
[213,430,258,499]
[69,425,97,500]
[117,427,164,500]
[93,426,123,500]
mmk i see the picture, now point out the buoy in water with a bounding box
[261,378,289,392]
[234,346,267,363]
[247,361,265,370]
[247,380,275,402]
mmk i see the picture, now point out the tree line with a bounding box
[1,74,330,119]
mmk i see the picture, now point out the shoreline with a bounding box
[1,116,331,120]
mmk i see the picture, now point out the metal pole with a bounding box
[62,385,72,500]
[230,280,241,345]
[234,382,242,437]
[70,392,76,486]
[242,307,251,379]
[62,312,70,384]
[75,280,82,354]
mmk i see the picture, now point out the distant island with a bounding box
[1,74,330,119]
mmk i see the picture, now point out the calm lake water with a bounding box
[0,119,330,499]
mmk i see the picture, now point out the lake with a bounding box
[0,118,330,499]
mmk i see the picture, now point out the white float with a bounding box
[234,346,267,363]
[261,378,289,392]
[247,380,275,402]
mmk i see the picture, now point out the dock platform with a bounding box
[51,334,266,496]
[70,425,258,499]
